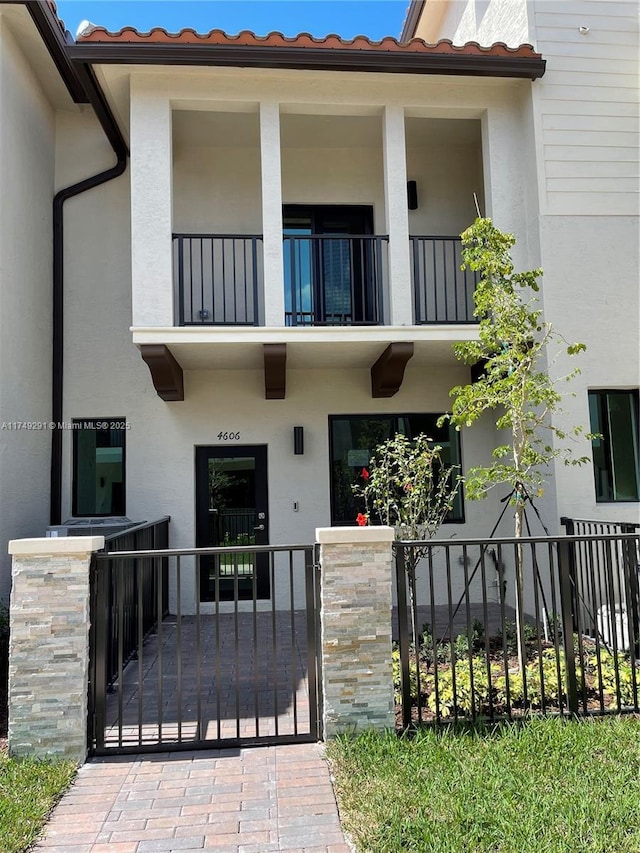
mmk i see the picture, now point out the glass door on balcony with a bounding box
[283,205,378,325]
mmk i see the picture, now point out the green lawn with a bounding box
[328,717,640,853]
[0,751,76,853]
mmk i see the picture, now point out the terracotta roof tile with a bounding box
[77,26,541,60]
[43,0,69,38]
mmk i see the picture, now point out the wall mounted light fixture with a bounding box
[293,426,304,455]
[407,180,418,210]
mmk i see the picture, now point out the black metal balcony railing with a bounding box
[284,234,388,326]
[173,233,477,328]
[174,234,263,325]
[411,236,479,324]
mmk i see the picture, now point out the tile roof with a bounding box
[76,26,542,61]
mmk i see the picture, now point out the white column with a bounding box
[130,76,173,327]
[260,101,285,326]
[382,105,413,326]
[481,103,529,269]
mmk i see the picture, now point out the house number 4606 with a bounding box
[217,431,240,441]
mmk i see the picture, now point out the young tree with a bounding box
[440,217,592,670]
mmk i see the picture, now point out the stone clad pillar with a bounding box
[8,536,105,762]
[317,526,395,737]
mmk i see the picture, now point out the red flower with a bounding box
[356,513,368,527]
[361,468,370,481]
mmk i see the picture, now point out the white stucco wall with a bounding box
[0,17,55,603]
[173,146,262,234]
[129,68,536,329]
[406,143,483,235]
[541,215,639,525]
[55,100,513,613]
[413,0,530,48]
[53,53,637,619]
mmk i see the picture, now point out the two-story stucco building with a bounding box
[0,0,637,608]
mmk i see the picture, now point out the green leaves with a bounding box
[352,433,460,542]
[445,217,591,506]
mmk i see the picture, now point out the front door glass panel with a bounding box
[196,446,269,600]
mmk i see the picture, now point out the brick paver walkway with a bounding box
[103,613,312,749]
[33,743,351,853]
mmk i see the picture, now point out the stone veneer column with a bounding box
[8,536,105,762]
[317,526,395,737]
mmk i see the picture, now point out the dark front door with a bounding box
[195,446,269,601]
[284,204,377,325]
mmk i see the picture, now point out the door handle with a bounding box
[253,524,265,531]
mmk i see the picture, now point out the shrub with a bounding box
[588,650,636,709]
[426,657,502,717]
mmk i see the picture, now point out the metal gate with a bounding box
[88,543,322,755]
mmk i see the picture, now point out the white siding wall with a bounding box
[411,0,639,527]
[0,17,55,604]
[532,0,639,216]
[532,1,639,523]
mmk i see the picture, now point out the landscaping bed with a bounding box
[394,620,638,724]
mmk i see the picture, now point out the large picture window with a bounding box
[329,414,463,525]
[72,419,126,516]
[588,391,639,502]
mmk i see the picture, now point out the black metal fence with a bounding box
[284,234,387,326]
[89,543,320,755]
[92,518,170,693]
[174,234,263,325]
[561,517,640,643]
[394,530,640,729]
[411,236,478,324]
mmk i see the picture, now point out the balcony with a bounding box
[411,237,478,324]
[284,234,388,326]
[173,234,476,327]
[174,234,263,326]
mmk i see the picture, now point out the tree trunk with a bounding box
[514,502,526,675]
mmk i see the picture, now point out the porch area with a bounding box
[100,611,312,752]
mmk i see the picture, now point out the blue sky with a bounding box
[55,1,410,41]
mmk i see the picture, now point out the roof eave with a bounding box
[68,42,546,80]
[25,1,90,102]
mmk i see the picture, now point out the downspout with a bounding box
[50,63,128,523]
